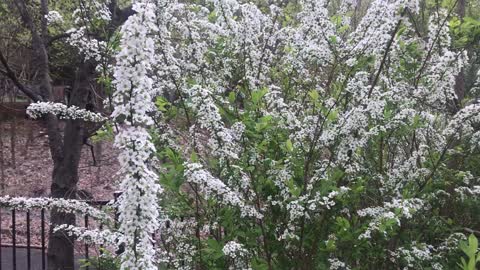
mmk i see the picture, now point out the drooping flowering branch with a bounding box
[184,163,262,219]
[112,1,162,269]
[54,224,125,246]
[27,102,106,122]
[0,196,110,221]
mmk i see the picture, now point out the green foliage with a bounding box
[450,17,480,47]
[91,123,114,143]
[458,234,480,270]
[79,249,120,270]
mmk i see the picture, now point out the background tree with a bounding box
[0,0,131,269]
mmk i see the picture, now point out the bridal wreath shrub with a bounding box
[5,0,480,269]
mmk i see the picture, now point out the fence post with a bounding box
[26,210,31,270]
[12,209,16,270]
[0,208,2,270]
[41,209,46,270]
[84,214,89,270]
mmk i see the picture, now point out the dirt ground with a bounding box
[0,113,120,248]
[0,117,120,198]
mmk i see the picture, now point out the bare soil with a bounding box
[0,114,120,249]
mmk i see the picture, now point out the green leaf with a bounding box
[190,151,199,162]
[287,178,301,197]
[396,24,407,37]
[208,11,217,22]
[255,115,273,131]
[308,90,319,102]
[468,234,478,252]
[327,109,338,122]
[329,35,337,44]
[155,96,171,112]
[228,91,236,103]
[252,258,269,270]
[252,88,268,104]
[285,139,294,152]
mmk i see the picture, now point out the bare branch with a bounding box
[0,49,42,101]
[48,33,72,47]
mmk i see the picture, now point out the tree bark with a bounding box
[2,1,130,268]
[5,1,94,269]
[47,61,95,270]
[0,123,5,193]
[453,0,466,113]
[9,99,16,169]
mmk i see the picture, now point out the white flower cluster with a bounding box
[62,0,111,62]
[112,1,162,269]
[328,257,351,270]
[390,243,439,269]
[358,198,424,239]
[444,103,480,140]
[185,85,244,159]
[27,102,106,122]
[222,241,247,258]
[0,196,109,221]
[45,11,63,24]
[66,27,108,61]
[157,218,197,270]
[184,163,262,219]
[72,0,111,23]
[455,186,480,200]
[54,224,125,246]
[308,187,350,211]
[222,241,251,270]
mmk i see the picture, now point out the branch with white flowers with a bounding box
[0,196,110,221]
[27,102,106,122]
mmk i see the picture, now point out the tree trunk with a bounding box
[47,61,94,270]
[10,108,16,169]
[0,123,5,193]
[4,1,125,268]
[453,0,466,112]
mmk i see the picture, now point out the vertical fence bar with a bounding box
[41,209,46,270]
[85,214,89,270]
[99,222,104,255]
[27,210,31,270]
[12,209,16,270]
[0,208,2,270]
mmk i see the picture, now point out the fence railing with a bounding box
[0,199,113,270]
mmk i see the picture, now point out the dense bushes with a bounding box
[2,0,480,269]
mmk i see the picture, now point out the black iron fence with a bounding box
[0,199,112,270]
[0,208,47,270]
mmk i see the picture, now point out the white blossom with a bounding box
[27,102,106,122]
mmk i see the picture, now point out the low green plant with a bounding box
[79,249,120,270]
[458,234,480,270]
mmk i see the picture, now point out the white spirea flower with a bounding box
[222,241,247,258]
[112,1,162,269]
[54,225,125,246]
[27,102,106,122]
[222,241,251,270]
[66,27,108,61]
[184,163,262,219]
[0,196,109,221]
[328,257,351,270]
[45,11,63,24]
